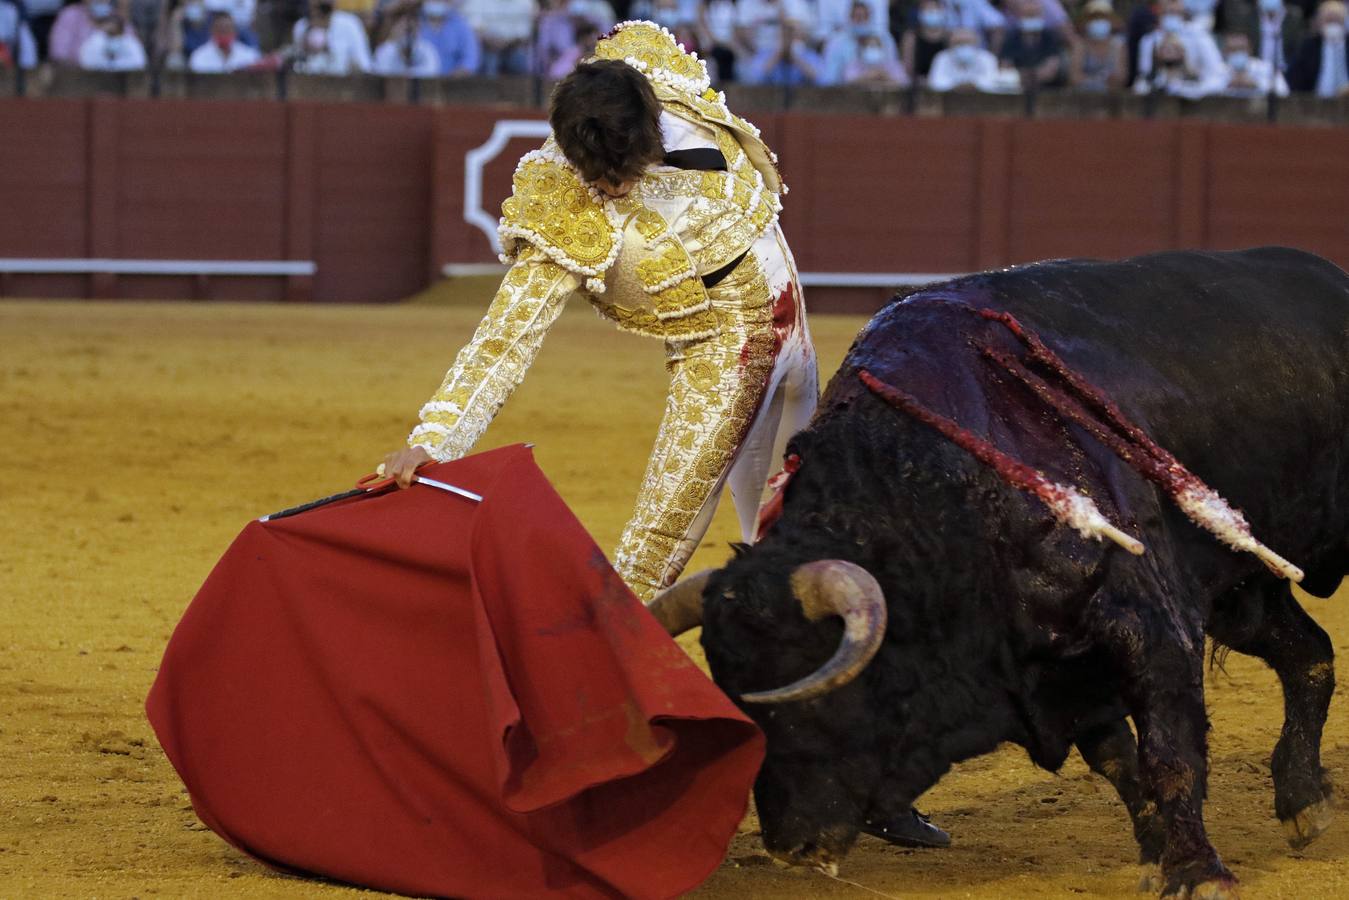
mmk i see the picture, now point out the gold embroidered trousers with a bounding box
[613,224,818,601]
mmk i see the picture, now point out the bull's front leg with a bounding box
[1075,718,1167,891]
[1096,604,1237,899]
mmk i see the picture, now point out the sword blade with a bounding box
[413,475,483,503]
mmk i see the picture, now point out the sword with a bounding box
[260,472,482,521]
[412,475,483,503]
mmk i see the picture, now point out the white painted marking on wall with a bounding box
[462,119,552,256]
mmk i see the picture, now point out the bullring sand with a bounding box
[2,297,1347,899]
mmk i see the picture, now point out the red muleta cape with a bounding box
[146,444,763,899]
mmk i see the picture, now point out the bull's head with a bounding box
[648,559,888,874]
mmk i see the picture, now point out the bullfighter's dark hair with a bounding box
[549,59,664,187]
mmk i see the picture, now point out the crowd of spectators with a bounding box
[1,0,1345,97]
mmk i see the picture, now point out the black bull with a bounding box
[650,247,1349,898]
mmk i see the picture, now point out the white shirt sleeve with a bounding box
[188,42,220,72]
[336,12,372,72]
[77,32,104,69]
[927,49,961,90]
[122,35,147,69]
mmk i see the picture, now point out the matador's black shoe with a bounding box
[861,808,951,848]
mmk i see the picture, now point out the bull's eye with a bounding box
[721,590,736,601]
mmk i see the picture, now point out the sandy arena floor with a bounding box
[2,297,1347,900]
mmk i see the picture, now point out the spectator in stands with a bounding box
[78,7,147,66]
[901,0,951,84]
[1125,0,1159,84]
[671,19,700,54]
[1246,0,1304,69]
[536,0,573,74]
[821,0,900,84]
[1218,29,1290,92]
[568,0,616,29]
[204,0,257,44]
[545,14,601,77]
[461,0,535,75]
[373,6,438,74]
[1287,0,1349,93]
[738,0,815,60]
[419,0,477,76]
[816,0,888,42]
[0,0,38,68]
[1133,0,1225,95]
[698,0,745,81]
[1069,0,1126,90]
[189,9,260,68]
[928,24,1002,87]
[22,0,64,60]
[292,0,371,73]
[157,0,225,69]
[937,0,1006,48]
[640,0,684,29]
[1135,27,1211,93]
[1183,0,1218,31]
[742,15,823,83]
[1001,0,1074,39]
[999,0,1066,88]
[842,27,910,81]
[50,0,121,64]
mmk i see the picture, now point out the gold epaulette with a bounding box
[498,143,622,294]
[594,21,785,195]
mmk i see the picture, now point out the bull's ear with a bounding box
[729,542,752,559]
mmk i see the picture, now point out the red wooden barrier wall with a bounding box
[1,97,1346,303]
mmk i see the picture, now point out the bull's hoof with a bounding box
[1282,796,1335,850]
[1137,863,1163,893]
[1162,878,1240,900]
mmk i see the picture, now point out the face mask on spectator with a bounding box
[1324,22,1346,40]
[305,25,327,51]
[423,0,449,17]
[214,31,234,51]
[1085,17,1111,38]
[860,43,885,64]
[1161,13,1184,32]
[90,2,113,19]
[953,43,977,63]
[1020,16,1045,31]
[1227,50,1249,68]
[184,1,206,24]
[919,8,945,28]
[1258,0,1282,12]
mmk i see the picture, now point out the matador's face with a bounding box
[593,176,637,198]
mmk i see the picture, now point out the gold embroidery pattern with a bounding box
[409,250,579,461]
[613,251,777,600]
[650,277,710,320]
[499,154,619,278]
[593,21,711,94]
[588,299,719,340]
[632,208,666,242]
[636,238,696,291]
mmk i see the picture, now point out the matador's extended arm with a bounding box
[408,248,580,461]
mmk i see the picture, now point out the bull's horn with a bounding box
[741,560,887,704]
[646,569,714,636]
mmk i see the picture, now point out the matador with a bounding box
[402,22,818,601]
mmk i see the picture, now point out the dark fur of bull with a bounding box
[654,247,1349,899]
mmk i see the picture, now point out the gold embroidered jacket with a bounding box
[410,21,786,461]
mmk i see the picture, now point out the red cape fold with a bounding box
[146,444,763,899]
